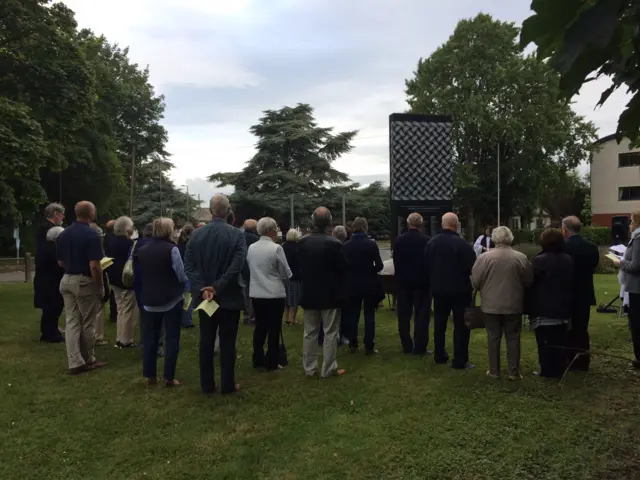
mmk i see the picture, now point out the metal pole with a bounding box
[342,195,346,225]
[497,141,501,227]
[290,194,294,229]
[129,144,136,217]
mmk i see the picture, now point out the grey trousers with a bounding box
[484,313,522,377]
[303,308,340,377]
[60,274,99,369]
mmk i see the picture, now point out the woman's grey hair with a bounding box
[257,217,278,236]
[113,216,134,236]
[152,217,175,239]
[333,225,347,242]
[491,226,514,246]
[44,203,65,219]
[209,194,231,218]
[407,213,423,228]
[286,229,301,242]
[352,217,368,233]
[46,226,65,242]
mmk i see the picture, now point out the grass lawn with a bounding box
[1,275,639,480]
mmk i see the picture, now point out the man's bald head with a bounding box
[243,219,257,233]
[312,207,332,230]
[441,212,459,231]
[75,201,96,222]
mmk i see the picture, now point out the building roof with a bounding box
[193,207,212,222]
[594,133,617,146]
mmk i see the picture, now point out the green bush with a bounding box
[512,227,611,246]
[0,225,38,257]
[513,243,616,274]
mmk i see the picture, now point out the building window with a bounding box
[619,186,640,201]
[618,152,640,167]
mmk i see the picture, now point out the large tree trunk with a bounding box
[467,205,476,241]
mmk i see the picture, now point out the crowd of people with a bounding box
[32,195,640,394]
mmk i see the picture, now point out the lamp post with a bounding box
[182,184,190,222]
[497,141,501,227]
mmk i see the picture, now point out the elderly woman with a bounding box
[105,215,137,348]
[333,225,347,243]
[471,226,533,379]
[136,218,188,386]
[527,228,574,378]
[613,211,640,370]
[247,217,292,370]
[283,229,302,325]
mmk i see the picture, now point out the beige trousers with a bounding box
[303,308,340,378]
[484,313,522,377]
[94,302,105,342]
[59,274,99,369]
[112,286,137,345]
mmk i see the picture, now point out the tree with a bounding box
[521,0,640,146]
[581,194,592,226]
[538,168,589,223]
[209,104,357,224]
[405,14,597,235]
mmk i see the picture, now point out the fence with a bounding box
[0,254,33,282]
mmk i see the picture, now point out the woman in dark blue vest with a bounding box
[136,218,188,387]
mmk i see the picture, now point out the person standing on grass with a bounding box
[247,217,292,370]
[106,216,138,349]
[34,203,66,343]
[393,212,431,355]
[185,194,246,395]
[471,226,533,380]
[425,212,476,370]
[298,207,347,378]
[57,201,108,375]
[283,229,303,326]
[242,219,259,326]
[562,216,599,371]
[343,217,384,355]
[104,219,118,324]
[137,218,188,387]
[177,223,195,328]
[612,211,640,371]
[89,222,111,347]
[527,228,574,378]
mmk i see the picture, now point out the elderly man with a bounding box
[471,226,533,379]
[393,212,432,355]
[185,194,247,394]
[242,219,259,325]
[57,201,108,375]
[425,212,476,369]
[34,202,66,343]
[562,216,599,371]
[298,207,347,377]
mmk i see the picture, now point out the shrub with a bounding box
[512,227,611,246]
[513,243,616,274]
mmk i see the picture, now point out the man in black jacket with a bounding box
[562,216,600,371]
[298,207,347,377]
[242,219,259,325]
[393,212,431,355]
[425,212,476,369]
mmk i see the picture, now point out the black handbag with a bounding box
[278,330,288,367]
[464,290,485,329]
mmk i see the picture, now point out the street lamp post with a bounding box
[497,141,501,227]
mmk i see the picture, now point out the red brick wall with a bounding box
[592,213,629,227]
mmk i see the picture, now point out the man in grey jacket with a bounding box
[185,194,247,394]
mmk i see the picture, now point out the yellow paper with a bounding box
[605,253,620,263]
[194,299,219,317]
[100,257,114,270]
[183,292,192,311]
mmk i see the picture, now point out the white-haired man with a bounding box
[34,202,66,343]
[185,194,247,394]
[393,212,432,355]
[425,212,477,369]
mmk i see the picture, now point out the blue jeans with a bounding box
[347,296,376,351]
[142,301,183,381]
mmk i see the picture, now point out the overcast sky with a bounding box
[62,0,630,204]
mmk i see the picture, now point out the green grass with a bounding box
[1,276,639,479]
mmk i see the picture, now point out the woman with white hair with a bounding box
[105,215,138,348]
[471,226,533,379]
[283,228,302,325]
[247,217,292,370]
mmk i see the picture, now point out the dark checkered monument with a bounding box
[389,114,453,201]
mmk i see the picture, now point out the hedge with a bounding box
[513,243,616,275]
[512,227,611,246]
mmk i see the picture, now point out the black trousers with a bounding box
[40,305,63,340]
[628,293,640,364]
[109,290,117,322]
[252,298,285,370]
[199,308,239,394]
[433,293,470,368]
[535,324,567,378]
[566,304,591,371]
[396,286,431,354]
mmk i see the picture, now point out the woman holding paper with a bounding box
[247,217,292,371]
[136,217,188,387]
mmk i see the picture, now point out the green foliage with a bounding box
[405,14,597,233]
[515,227,611,246]
[581,194,593,226]
[521,0,640,146]
[514,242,615,274]
[539,168,589,224]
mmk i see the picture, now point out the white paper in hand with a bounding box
[194,299,219,317]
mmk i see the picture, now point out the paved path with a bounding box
[0,271,31,283]
[380,248,391,262]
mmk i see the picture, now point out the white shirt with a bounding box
[247,236,292,298]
